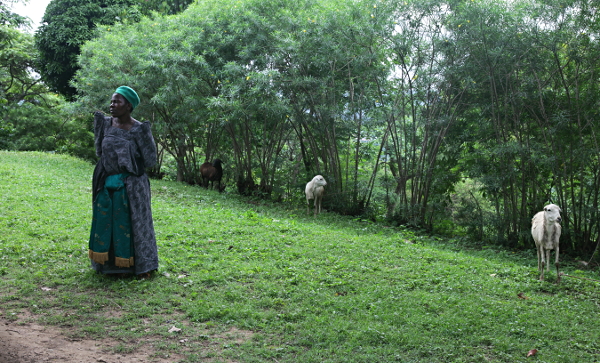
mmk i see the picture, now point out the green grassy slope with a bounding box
[1,151,599,362]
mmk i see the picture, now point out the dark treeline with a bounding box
[4,0,600,256]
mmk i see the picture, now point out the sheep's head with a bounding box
[312,175,327,187]
[544,204,562,223]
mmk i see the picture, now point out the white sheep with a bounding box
[305,175,327,216]
[531,203,562,283]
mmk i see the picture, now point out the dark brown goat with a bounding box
[200,159,224,192]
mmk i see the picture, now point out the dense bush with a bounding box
[0,102,94,162]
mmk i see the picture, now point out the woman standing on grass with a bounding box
[88,86,158,279]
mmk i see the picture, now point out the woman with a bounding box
[89,86,158,278]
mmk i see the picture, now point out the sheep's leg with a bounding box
[318,195,323,214]
[555,245,561,283]
[315,196,321,215]
[536,245,544,280]
[545,249,551,271]
[538,246,545,281]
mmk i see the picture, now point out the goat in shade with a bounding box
[531,203,562,283]
[305,175,327,216]
[200,159,224,192]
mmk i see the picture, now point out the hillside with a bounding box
[1,151,599,362]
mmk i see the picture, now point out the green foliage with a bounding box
[450,179,495,241]
[1,99,95,161]
[445,0,600,250]
[3,101,60,151]
[74,12,223,183]
[0,0,29,27]
[34,0,142,99]
[0,26,43,104]
[61,0,600,255]
[74,0,394,205]
[135,0,193,15]
[0,21,93,158]
[2,151,600,362]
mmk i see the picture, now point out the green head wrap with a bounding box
[114,86,140,111]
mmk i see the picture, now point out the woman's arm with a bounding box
[136,122,157,168]
[93,111,107,157]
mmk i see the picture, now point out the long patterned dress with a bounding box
[90,111,158,275]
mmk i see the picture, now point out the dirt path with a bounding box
[0,318,180,363]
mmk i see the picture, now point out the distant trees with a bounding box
[136,0,193,15]
[1,0,28,27]
[33,0,193,100]
[68,0,600,255]
[371,1,469,228]
[0,4,94,158]
[0,26,42,105]
[445,0,600,251]
[0,22,54,150]
[74,0,391,201]
[34,0,143,99]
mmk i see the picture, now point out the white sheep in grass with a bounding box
[531,203,562,283]
[305,175,327,216]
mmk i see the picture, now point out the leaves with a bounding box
[35,0,143,98]
[0,27,45,103]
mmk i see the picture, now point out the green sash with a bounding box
[89,173,134,267]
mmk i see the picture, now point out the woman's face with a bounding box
[110,93,130,117]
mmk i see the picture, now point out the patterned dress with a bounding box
[90,112,158,275]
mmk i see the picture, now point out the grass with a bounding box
[1,150,600,362]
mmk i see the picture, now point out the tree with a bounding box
[0,26,44,105]
[0,24,93,158]
[34,0,142,99]
[1,0,29,27]
[349,0,469,229]
[445,0,600,253]
[74,9,228,183]
[70,0,600,258]
[136,0,193,16]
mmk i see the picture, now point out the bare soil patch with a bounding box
[0,317,183,363]
[0,312,254,363]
